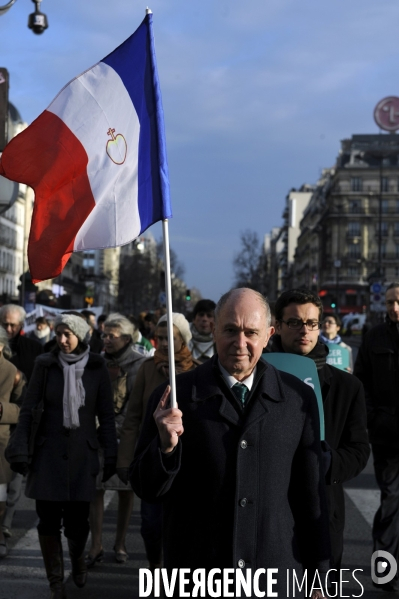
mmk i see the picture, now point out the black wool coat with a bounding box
[318,363,370,533]
[267,338,370,534]
[354,317,399,448]
[6,351,117,501]
[131,356,330,597]
[9,333,43,382]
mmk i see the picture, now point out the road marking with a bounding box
[345,488,380,527]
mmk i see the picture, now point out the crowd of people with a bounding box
[0,286,398,597]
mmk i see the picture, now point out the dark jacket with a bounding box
[6,351,117,502]
[131,356,330,596]
[9,332,43,382]
[318,362,370,533]
[354,317,399,447]
[0,355,25,484]
[267,338,370,534]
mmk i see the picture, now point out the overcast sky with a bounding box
[1,0,397,302]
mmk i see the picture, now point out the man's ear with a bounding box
[210,321,216,336]
[274,320,281,335]
[264,325,275,347]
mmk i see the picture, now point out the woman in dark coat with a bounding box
[6,312,117,599]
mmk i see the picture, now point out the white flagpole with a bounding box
[146,6,175,407]
[162,219,177,408]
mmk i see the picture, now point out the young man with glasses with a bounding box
[267,288,369,574]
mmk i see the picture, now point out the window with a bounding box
[348,222,360,236]
[349,200,360,213]
[381,243,387,259]
[381,177,389,192]
[351,177,362,192]
[395,223,399,236]
[347,266,360,277]
[395,266,399,277]
[377,222,389,237]
[381,199,389,214]
[348,243,361,258]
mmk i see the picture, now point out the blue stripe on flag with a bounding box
[102,14,172,233]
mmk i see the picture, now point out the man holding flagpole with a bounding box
[131,288,331,599]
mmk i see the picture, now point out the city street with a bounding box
[0,458,388,599]
[0,336,388,599]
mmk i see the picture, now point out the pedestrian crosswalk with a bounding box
[0,471,381,598]
[345,488,379,528]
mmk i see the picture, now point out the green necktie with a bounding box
[232,382,249,406]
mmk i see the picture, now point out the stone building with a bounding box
[264,185,313,300]
[0,103,33,305]
[293,133,399,314]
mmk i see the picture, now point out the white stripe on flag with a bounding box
[48,62,141,249]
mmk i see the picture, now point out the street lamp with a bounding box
[0,0,16,16]
[0,0,48,34]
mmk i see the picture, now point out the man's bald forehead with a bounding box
[215,288,270,325]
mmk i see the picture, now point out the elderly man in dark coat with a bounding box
[131,288,331,599]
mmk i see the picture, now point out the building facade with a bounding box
[293,133,399,314]
[0,103,33,305]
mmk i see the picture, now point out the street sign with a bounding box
[371,282,381,294]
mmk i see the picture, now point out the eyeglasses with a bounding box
[101,333,122,341]
[281,319,321,331]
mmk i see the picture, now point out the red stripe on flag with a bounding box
[0,110,95,283]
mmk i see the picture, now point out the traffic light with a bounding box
[185,289,191,301]
[0,68,9,151]
[330,298,337,309]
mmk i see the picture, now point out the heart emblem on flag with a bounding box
[106,128,127,165]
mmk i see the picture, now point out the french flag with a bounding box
[0,12,171,283]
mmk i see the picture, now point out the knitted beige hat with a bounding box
[54,313,91,345]
[157,312,192,345]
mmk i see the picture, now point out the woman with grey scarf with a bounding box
[5,312,117,599]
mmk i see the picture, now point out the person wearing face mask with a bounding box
[117,312,200,571]
[319,314,353,373]
[5,312,117,599]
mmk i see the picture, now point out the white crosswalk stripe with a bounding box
[344,488,380,527]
